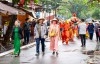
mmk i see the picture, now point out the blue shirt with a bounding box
[87,24,94,33]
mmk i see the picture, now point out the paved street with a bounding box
[0,0,100,64]
[0,36,97,64]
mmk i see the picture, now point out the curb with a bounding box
[0,43,35,57]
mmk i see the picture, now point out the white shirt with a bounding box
[78,22,86,34]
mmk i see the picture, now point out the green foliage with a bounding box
[24,0,30,9]
[92,8,100,19]
[40,0,62,8]
[34,0,38,4]
[39,0,100,19]
[12,0,20,4]
[12,0,38,5]
[57,0,100,19]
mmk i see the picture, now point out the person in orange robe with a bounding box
[62,20,70,45]
[70,20,79,38]
[70,13,79,37]
[75,25,79,38]
[69,22,74,42]
[59,21,65,44]
[59,21,64,32]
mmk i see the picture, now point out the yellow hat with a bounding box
[65,20,69,23]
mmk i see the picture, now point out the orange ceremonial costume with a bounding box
[62,20,70,45]
[69,21,74,41]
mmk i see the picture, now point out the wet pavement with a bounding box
[0,37,98,64]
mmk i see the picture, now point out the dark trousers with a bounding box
[80,34,86,47]
[96,32,100,42]
[36,37,45,54]
[24,31,30,44]
[89,33,93,40]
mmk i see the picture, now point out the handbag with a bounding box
[86,31,89,38]
[49,30,56,37]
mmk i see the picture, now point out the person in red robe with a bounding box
[59,21,64,32]
[62,20,70,45]
[59,21,65,43]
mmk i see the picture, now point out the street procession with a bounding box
[0,0,100,64]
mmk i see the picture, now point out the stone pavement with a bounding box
[0,37,98,64]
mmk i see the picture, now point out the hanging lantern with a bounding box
[18,0,24,7]
[20,0,25,4]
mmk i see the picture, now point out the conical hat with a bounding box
[37,18,45,22]
[95,21,99,24]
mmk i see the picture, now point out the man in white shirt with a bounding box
[78,19,87,47]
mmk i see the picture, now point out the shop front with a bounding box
[0,2,25,48]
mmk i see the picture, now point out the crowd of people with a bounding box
[11,16,100,57]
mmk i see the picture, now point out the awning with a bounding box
[22,9,36,18]
[0,2,25,15]
[0,9,11,15]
